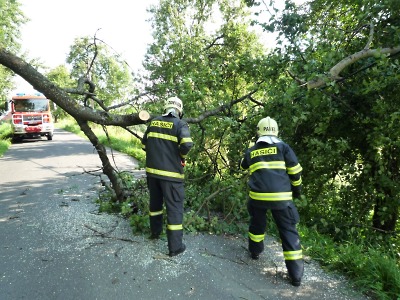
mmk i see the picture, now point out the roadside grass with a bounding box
[300,225,400,300]
[0,121,12,157]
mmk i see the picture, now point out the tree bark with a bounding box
[307,46,400,89]
[0,48,150,127]
[372,197,398,232]
[77,120,127,201]
[0,48,150,201]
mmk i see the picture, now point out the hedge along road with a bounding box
[0,129,369,300]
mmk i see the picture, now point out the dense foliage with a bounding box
[138,0,400,297]
[66,36,139,109]
[248,2,400,273]
[141,0,400,238]
[261,0,400,236]
[0,121,12,156]
[141,0,273,230]
[1,0,399,298]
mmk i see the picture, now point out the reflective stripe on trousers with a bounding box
[247,200,304,280]
[147,177,185,253]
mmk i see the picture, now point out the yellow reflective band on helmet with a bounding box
[249,232,265,243]
[167,224,183,230]
[249,161,286,174]
[148,132,178,143]
[283,250,303,260]
[180,137,193,144]
[291,178,302,186]
[287,164,302,175]
[149,210,163,216]
[146,167,185,179]
[249,191,293,201]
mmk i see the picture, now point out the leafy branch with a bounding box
[307,46,400,89]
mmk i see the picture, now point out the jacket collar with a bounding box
[256,135,282,144]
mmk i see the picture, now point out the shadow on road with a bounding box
[0,129,368,300]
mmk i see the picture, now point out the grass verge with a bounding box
[0,121,12,157]
[300,225,400,299]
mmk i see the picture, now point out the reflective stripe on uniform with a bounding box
[249,191,292,201]
[146,167,184,179]
[291,178,302,186]
[287,163,302,175]
[180,137,193,144]
[249,232,265,243]
[249,161,286,174]
[283,250,303,260]
[167,224,183,230]
[148,132,178,143]
[149,210,163,216]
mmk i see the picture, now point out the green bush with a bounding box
[299,225,400,299]
[0,122,12,156]
[0,121,12,139]
[329,245,400,299]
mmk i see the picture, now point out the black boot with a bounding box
[169,244,186,257]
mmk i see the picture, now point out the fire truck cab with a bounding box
[9,93,54,142]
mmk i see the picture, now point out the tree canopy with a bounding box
[0,0,399,246]
[249,0,400,233]
[0,0,25,103]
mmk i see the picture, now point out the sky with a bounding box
[14,0,304,94]
[14,0,158,92]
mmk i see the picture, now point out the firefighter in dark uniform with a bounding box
[240,116,304,286]
[142,97,193,257]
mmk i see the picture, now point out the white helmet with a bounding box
[164,96,183,117]
[257,117,279,136]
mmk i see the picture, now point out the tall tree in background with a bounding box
[67,36,138,110]
[0,0,25,105]
[1,0,399,236]
[144,0,270,177]
[0,1,150,202]
[142,0,281,216]
[249,0,400,233]
[46,65,75,122]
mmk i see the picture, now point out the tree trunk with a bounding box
[0,49,153,202]
[372,198,398,232]
[77,119,127,201]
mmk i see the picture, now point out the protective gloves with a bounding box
[292,189,301,200]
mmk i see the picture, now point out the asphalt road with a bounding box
[0,129,369,300]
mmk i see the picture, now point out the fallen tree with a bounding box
[0,48,150,201]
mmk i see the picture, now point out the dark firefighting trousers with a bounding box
[247,200,304,281]
[147,177,185,253]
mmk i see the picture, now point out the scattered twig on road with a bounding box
[83,224,140,243]
[114,246,124,257]
[152,253,173,260]
[201,248,249,265]
[84,241,106,249]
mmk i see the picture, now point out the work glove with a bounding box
[181,158,186,167]
[292,190,301,200]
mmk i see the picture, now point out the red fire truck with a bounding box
[9,93,54,142]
